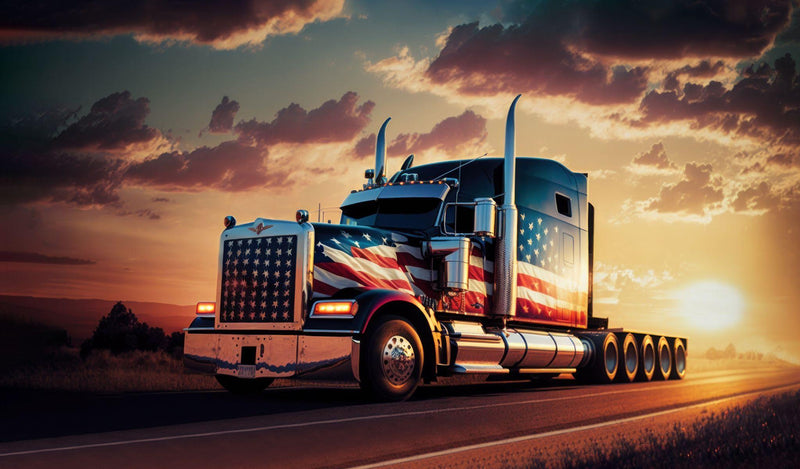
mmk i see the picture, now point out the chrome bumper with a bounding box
[184,330,360,382]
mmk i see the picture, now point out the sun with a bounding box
[675,281,745,331]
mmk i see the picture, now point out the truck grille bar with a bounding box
[219,235,298,323]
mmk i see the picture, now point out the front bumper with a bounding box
[184,329,360,382]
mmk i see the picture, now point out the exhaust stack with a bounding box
[375,117,391,185]
[493,95,521,317]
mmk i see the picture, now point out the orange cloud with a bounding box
[0,0,346,49]
[354,110,488,159]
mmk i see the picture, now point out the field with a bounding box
[522,389,800,468]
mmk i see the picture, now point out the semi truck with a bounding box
[183,96,687,401]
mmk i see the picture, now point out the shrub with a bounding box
[80,302,166,358]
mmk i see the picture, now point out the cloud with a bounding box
[208,96,240,133]
[629,142,680,175]
[664,61,727,91]
[0,0,346,49]
[563,0,793,60]
[645,162,725,216]
[412,1,793,106]
[52,91,166,154]
[426,21,649,105]
[235,91,374,145]
[125,141,285,192]
[0,251,95,265]
[638,53,800,154]
[0,91,173,208]
[354,110,488,159]
[732,181,782,213]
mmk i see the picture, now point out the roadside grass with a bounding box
[0,348,222,393]
[525,389,800,468]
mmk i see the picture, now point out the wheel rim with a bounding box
[605,340,618,376]
[659,340,671,376]
[643,342,655,374]
[381,335,415,385]
[625,341,637,375]
[675,342,686,375]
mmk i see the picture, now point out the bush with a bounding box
[80,302,167,359]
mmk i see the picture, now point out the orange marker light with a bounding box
[196,302,215,315]
[312,301,357,317]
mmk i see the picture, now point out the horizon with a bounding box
[1,1,799,363]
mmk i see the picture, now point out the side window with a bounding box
[555,193,572,217]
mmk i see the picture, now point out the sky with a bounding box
[1,0,799,361]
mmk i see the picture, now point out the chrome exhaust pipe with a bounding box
[493,95,521,317]
[375,117,391,185]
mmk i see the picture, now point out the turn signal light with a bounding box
[196,302,215,315]
[312,300,357,317]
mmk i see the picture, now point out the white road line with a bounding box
[350,383,800,469]
[0,375,795,458]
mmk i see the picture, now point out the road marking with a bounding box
[0,375,796,458]
[350,382,800,469]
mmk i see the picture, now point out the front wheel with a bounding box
[361,316,423,402]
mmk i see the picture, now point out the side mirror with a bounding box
[473,198,496,238]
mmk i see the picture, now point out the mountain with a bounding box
[0,295,195,342]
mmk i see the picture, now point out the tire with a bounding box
[216,375,273,395]
[361,316,423,401]
[655,336,672,380]
[574,332,618,384]
[616,333,639,383]
[636,335,656,382]
[671,338,687,380]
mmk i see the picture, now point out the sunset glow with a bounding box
[0,1,798,361]
[676,281,746,331]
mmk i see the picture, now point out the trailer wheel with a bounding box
[655,336,672,380]
[361,316,423,401]
[671,338,687,380]
[574,332,618,384]
[636,335,656,382]
[215,375,273,395]
[617,333,639,383]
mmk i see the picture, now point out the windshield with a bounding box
[341,197,442,231]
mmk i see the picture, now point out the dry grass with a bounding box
[523,389,800,468]
[0,348,221,393]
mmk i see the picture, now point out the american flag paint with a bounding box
[311,216,586,328]
[220,235,297,323]
[312,225,434,300]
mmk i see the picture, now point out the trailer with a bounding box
[184,96,687,401]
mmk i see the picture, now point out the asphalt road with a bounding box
[1,367,798,468]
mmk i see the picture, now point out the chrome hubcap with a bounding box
[381,335,415,385]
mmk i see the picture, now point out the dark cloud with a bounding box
[354,111,488,159]
[425,1,794,105]
[632,142,677,170]
[389,110,487,156]
[646,162,724,215]
[664,61,727,91]
[639,53,800,158]
[52,91,161,152]
[569,0,793,59]
[125,141,287,192]
[235,91,374,145]
[732,181,782,212]
[0,0,344,49]
[0,91,168,208]
[427,21,649,104]
[208,96,240,133]
[0,251,95,265]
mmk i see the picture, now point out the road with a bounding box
[1,367,798,468]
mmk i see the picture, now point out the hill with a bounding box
[0,295,195,342]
